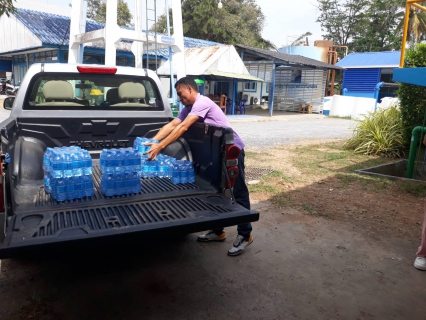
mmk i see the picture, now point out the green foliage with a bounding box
[317,0,403,53]
[87,0,133,27]
[0,0,17,17]
[152,0,276,50]
[398,43,426,144]
[344,104,405,158]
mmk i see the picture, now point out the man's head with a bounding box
[174,77,199,106]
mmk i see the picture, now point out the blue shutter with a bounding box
[343,68,381,92]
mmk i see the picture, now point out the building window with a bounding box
[244,81,257,92]
[34,50,58,62]
[116,57,127,66]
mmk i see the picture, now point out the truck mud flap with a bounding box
[0,195,259,259]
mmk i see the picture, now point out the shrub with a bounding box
[398,43,426,145]
[343,104,405,158]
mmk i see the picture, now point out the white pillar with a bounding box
[68,0,84,64]
[171,0,186,80]
[105,0,119,66]
[131,0,144,68]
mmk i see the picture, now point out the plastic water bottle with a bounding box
[63,150,73,178]
[180,162,188,184]
[114,173,124,195]
[132,149,141,173]
[74,176,85,198]
[100,149,107,173]
[141,159,150,178]
[43,147,53,171]
[83,175,93,197]
[123,150,132,172]
[72,151,83,176]
[65,177,76,200]
[102,173,115,197]
[149,160,157,177]
[187,162,195,183]
[44,172,51,194]
[123,172,131,194]
[172,163,180,184]
[82,150,93,175]
[105,150,114,173]
[157,159,167,178]
[55,178,66,201]
[51,150,64,178]
[132,172,141,193]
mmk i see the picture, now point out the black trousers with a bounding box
[214,149,252,238]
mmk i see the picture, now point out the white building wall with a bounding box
[0,14,41,54]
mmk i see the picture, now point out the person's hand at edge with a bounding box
[144,142,164,160]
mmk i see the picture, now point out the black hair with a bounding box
[174,77,199,92]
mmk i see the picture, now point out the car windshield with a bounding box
[23,73,164,111]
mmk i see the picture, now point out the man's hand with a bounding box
[144,142,164,160]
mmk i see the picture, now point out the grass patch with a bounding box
[328,115,352,120]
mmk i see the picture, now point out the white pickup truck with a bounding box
[0,63,259,258]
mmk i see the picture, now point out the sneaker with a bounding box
[228,234,253,256]
[197,230,227,242]
[414,257,426,270]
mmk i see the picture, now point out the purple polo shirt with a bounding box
[177,94,245,150]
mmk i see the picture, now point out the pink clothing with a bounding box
[417,200,426,257]
[177,94,245,150]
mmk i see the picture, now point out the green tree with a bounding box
[87,0,133,27]
[151,0,276,50]
[351,0,403,52]
[317,0,369,46]
[317,0,404,52]
[398,44,426,145]
[0,0,17,17]
[396,7,426,44]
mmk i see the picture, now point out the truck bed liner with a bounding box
[13,160,217,214]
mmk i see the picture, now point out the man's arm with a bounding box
[146,115,199,160]
[152,118,182,141]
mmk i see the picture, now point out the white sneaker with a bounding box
[228,235,253,256]
[414,257,426,270]
[197,230,227,242]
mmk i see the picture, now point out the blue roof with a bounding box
[336,51,401,69]
[13,9,220,57]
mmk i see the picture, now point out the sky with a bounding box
[23,0,324,49]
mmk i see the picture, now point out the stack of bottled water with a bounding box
[43,146,94,201]
[99,148,142,196]
[133,137,195,184]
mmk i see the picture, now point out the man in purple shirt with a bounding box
[146,77,253,256]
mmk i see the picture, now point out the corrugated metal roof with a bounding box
[236,44,341,70]
[157,45,262,81]
[336,51,401,69]
[12,9,220,57]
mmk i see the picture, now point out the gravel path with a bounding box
[231,116,355,150]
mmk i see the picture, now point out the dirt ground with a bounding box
[1,139,426,320]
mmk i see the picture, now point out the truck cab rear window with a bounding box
[24,73,164,111]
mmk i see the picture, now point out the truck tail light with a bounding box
[225,145,240,188]
[77,66,117,74]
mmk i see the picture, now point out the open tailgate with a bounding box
[0,175,259,258]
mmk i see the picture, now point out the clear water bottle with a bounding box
[132,171,141,193]
[180,163,188,184]
[172,163,180,184]
[149,160,157,177]
[55,178,66,201]
[187,162,195,183]
[73,176,84,198]
[105,150,114,173]
[141,159,151,179]
[114,173,124,195]
[63,151,73,178]
[72,151,83,176]
[123,172,131,194]
[44,172,51,194]
[84,175,94,197]
[100,149,107,173]
[82,150,93,175]
[102,173,115,197]
[157,160,167,178]
[51,149,65,178]
[65,177,76,200]
[123,150,132,172]
[43,147,53,171]
[132,149,141,173]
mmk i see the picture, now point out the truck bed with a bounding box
[13,160,217,214]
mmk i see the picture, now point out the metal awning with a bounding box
[157,45,263,81]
